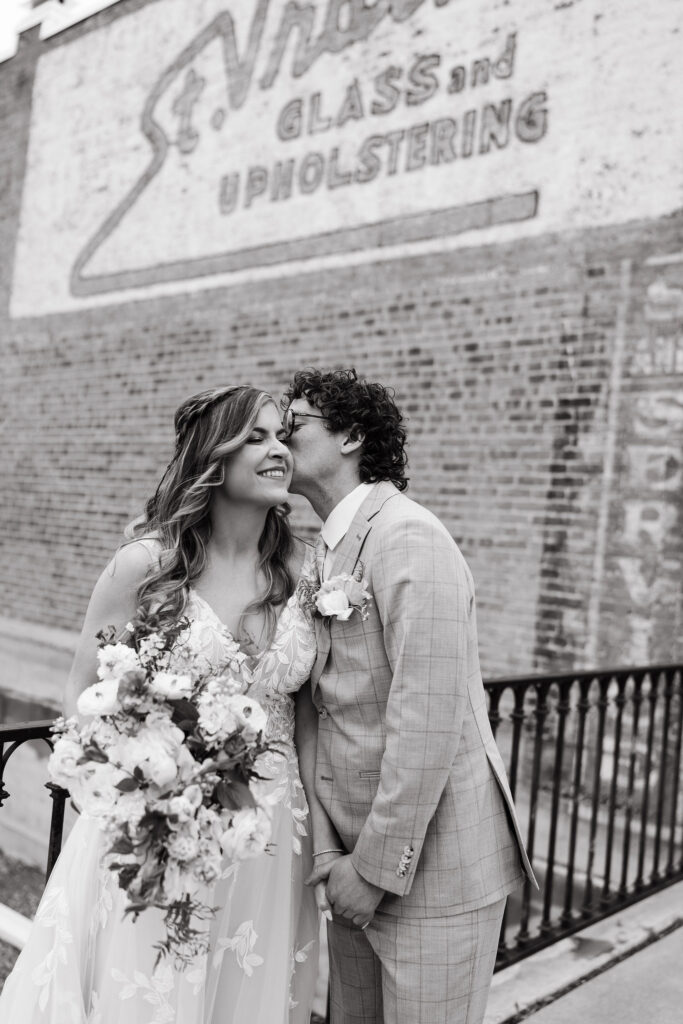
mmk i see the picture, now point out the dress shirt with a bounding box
[320,481,375,579]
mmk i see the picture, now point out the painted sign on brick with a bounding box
[10,0,683,315]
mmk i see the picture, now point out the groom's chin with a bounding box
[287,477,305,496]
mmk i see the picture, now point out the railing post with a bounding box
[541,679,571,933]
[45,782,67,882]
[601,674,627,908]
[666,671,683,878]
[516,680,547,946]
[561,676,591,927]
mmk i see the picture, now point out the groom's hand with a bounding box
[325,855,384,926]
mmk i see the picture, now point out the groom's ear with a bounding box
[340,424,364,456]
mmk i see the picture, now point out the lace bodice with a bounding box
[184,579,317,748]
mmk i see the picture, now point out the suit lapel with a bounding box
[310,481,400,693]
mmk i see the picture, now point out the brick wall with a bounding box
[1,2,681,679]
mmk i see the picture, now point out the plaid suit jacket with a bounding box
[311,481,536,918]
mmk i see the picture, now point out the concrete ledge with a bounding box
[0,904,31,951]
[485,881,683,1024]
[0,615,77,656]
[0,615,76,709]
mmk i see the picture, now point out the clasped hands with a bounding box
[306,852,384,930]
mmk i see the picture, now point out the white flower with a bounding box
[137,632,167,662]
[211,673,244,697]
[97,643,141,683]
[316,588,353,620]
[73,764,121,817]
[196,689,239,745]
[197,805,224,842]
[220,807,271,861]
[77,680,121,717]
[113,789,148,829]
[227,695,268,736]
[167,825,200,863]
[148,671,193,700]
[167,784,202,825]
[115,713,185,790]
[82,718,120,749]
[48,737,84,787]
[193,853,222,884]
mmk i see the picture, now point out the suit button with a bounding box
[318,706,329,719]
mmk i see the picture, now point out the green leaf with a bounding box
[82,745,109,764]
[115,776,139,793]
[108,836,135,855]
[216,778,255,810]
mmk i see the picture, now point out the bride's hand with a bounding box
[305,850,344,889]
[313,882,332,920]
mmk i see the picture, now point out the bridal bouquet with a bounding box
[48,615,273,966]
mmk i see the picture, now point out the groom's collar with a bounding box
[324,480,401,579]
[320,482,375,553]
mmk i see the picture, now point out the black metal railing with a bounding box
[1,663,682,977]
[0,720,67,883]
[487,663,683,967]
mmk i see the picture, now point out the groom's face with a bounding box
[284,398,341,495]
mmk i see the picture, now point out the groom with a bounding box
[282,368,536,1024]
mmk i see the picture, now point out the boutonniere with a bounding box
[297,562,372,623]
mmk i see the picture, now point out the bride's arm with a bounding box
[64,541,158,717]
[294,687,345,888]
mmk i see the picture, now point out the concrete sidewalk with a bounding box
[523,926,682,1023]
[485,880,683,1024]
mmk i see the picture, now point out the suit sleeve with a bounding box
[350,516,474,896]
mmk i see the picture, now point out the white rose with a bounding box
[118,716,184,790]
[97,644,141,683]
[167,787,202,825]
[149,671,193,700]
[220,807,271,861]
[315,588,353,620]
[83,718,120,749]
[227,696,268,736]
[77,680,121,717]
[197,700,238,745]
[113,789,148,829]
[138,738,178,789]
[73,764,121,818]
[48,738,84,787]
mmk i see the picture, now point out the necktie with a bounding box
[314,532,327,581]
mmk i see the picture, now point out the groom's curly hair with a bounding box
[282,368,408,491]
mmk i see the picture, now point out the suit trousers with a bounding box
[327,897,506,1024]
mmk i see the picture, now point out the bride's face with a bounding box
[220,402,292,507]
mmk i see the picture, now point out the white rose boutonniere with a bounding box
[315,575,371,621]
[312,562,372,624]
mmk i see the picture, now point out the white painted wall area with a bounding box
[9,0,683,316]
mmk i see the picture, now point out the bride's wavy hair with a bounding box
[127,385,294,642]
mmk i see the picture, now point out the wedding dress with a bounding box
[0,582,319,1023]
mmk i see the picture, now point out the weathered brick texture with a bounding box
[1,3,681,678]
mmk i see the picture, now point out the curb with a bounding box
[484,880,683,1024]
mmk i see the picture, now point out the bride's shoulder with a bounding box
[103,535,163,584]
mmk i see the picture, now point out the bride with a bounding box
[0,385,336,1023]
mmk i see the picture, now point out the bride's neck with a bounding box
[208,499,268,562]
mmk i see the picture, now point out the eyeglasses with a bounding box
[282,407,327,440]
